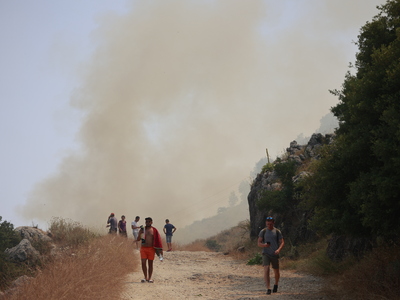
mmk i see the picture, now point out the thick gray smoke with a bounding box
[20,0,384,232]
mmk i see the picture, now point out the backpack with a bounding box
[260,227,281,245]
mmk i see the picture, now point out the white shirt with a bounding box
[131,221,139,234]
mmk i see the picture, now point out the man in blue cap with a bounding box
[258,216,285,295]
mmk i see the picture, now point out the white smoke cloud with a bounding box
[20,0,385,233]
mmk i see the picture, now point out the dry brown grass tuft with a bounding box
[7,235,138,300]
[324,244,400,300]
[48,217,98,248]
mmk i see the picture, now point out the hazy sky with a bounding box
[1,0,386,233]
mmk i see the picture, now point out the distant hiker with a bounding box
[258,216,284,295]
[118,215,127,237]
[163,219,176,252]
[106,213,118,234]
[137,217,163,283]
[131,216,141,249]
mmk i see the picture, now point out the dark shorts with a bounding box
[262,253,279,269]
[166,235,172,243]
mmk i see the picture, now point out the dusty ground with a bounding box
[123,250,328,300]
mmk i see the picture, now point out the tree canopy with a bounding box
[306,0,400,240]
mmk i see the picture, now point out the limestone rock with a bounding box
[292,171,311,184]
[5,238,40,262]
[14,226,52,244]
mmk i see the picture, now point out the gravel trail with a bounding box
[123,251,327,300]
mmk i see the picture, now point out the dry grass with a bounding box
[324,244,400,300]
[6,235,138,300]
[48,217,99,247]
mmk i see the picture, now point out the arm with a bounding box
[258,237,270,248]
[137,227,144,241]
[163,227,166,234]
[275,238,285,255]
[172,226,177,233]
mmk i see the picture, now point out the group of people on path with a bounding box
[107,213,284,295]
[106,213,128,236]
[107,213,177,284]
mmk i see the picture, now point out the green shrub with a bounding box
[205,239,221,252]
[0,216,27,290]
[0,216,21,252]
[247,252,262,265]
[261,163,274,173]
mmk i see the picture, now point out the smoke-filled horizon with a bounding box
[19,0,384,231]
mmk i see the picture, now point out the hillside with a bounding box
[176,199,249,244]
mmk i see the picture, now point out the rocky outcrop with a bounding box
[5,239,41,262]
[248,133,335,242]
[14,226,52,244]
[248,132,374,261]
[4,227,54,263]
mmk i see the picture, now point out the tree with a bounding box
[228,191,239,207]
[0,216,21,252]
[307,0,400,239]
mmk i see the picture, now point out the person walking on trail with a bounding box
[258,216,284,295]
[118,215,127,237]
[163,219,176,252]
[137,217,163,283]
[131,216,141,249]
[106,213,118,234]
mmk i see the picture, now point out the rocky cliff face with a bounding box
[247,133,334,244]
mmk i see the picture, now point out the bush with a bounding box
[48,217,98,247]
[261,163,274,173]
[205,239,221,252]
[0,216,21,252]
[0,216,26,291]
[326,244,400,299]
[247,252,262,265]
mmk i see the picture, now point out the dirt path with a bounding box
[122,251,327,300]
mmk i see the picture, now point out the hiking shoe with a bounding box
[273,285,278,293]
[266,289,271,295]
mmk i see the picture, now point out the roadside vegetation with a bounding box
[0,217,137,299]
[0,216,26,291]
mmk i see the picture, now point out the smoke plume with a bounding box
[20,0,383,232]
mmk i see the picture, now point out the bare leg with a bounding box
[273,268,280,285]
[264,265,271,289]
[148,260,154,281]
[141,259,148,280]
